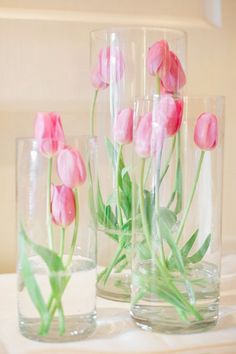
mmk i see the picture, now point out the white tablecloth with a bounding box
[0,255,236,354]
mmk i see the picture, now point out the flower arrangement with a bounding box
[90,40,187,294]
[91,37,220,325]
[19,113,88,336]
[132,97,218,323]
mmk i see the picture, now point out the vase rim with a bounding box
[134,94,225,102]
[90,25,186,38]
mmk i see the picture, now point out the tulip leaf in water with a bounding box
[167,230,211,270]
[20,225,68,335]
[19,229,50,333]
[186,234,211,264]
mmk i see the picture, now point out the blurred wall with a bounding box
[0,0,235,272]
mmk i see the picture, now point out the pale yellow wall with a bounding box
[0,0,235,272]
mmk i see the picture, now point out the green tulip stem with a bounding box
[46,157,54,250]
[160,135,176,184]
[176,151,205,245]
[116,144,123,228]
[138,157,201,320]
[156,76,161,94]
[59,227,65,259]
[65,188,79,269]
[90,89,98,136]
[139,158,152,250]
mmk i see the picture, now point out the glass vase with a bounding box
[130,95,224,333]
[16,136,97,342]
[90,27,186,301]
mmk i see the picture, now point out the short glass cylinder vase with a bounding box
[16,136,97,342]
[90,27,186,301]
[130,95,224,333]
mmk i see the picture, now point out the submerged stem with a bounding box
[90,89,98,136]
[116,144,123,228]
[176,151,205,245]
[46,157,53,250]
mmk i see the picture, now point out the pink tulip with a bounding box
[91,46,125,89]
[91,66,109,90]
[51,184,75,227]
[113,108,133,145]
[34,112,65,157]
[57,146,87,188]
[147,40,170,77]
[160,51,186,93]
[194,112,218,150]
[134,112,152,158]
[154,95,183,137]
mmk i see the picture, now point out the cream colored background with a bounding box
[0,0,235,272]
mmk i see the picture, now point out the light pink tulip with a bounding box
[57,146,87,188]
[99,46,125,83]
[160,51,186,93]
[113,108,133,145]
[194,112,218,150]
[147,40,170,77]
[91,46,125,89]
[34,112,65,157]
[154,95,183,138]
[51,184,75,227]
[91,66,109,90]
[134,112,152,158]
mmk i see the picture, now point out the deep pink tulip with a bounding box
[51,184,75,227]
[147,40,170,76]
[57,146,87,189]
[34,112,65,157]
[91,66,109,90]
[154,95,183,138]
[194,112,218,150]
[113,108,133,145]
[160,51,186,93]
[134,112,152,158]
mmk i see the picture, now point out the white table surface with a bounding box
[0,255,236,354]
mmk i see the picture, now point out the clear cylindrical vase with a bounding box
[17,136,97,342]
[90,27,186,301]
[131,95,224,333]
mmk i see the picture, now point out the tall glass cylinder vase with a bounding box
[131,95,224,333]
[17,136,97,342]
[90,27,187,301]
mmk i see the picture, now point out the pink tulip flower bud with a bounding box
[113,107,133,145]
[99,46,125,84]
[57,146,87,189]
[34,112,65,157]
[91,66,109,90]
[160,51,186,93]
[194,112,218,150]
[154,95,183,138]
[134,112,152,158]
[147,40,170,76]
[51,184,75,227]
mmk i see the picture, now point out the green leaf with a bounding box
[167,229,199,269]
[23,232,65,273]
[158,218,185,274]
[159,208,177,229]
[174,159,182,214]
[181,229,199,258]
[19,229,50,330]
[187,234,211,264]
[136,240,151,260]
[96,181,118,235]
[106,138,122,170]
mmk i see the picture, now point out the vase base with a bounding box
[130,304,218,334]
[19,313,96,342]
[97,272,130,302]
